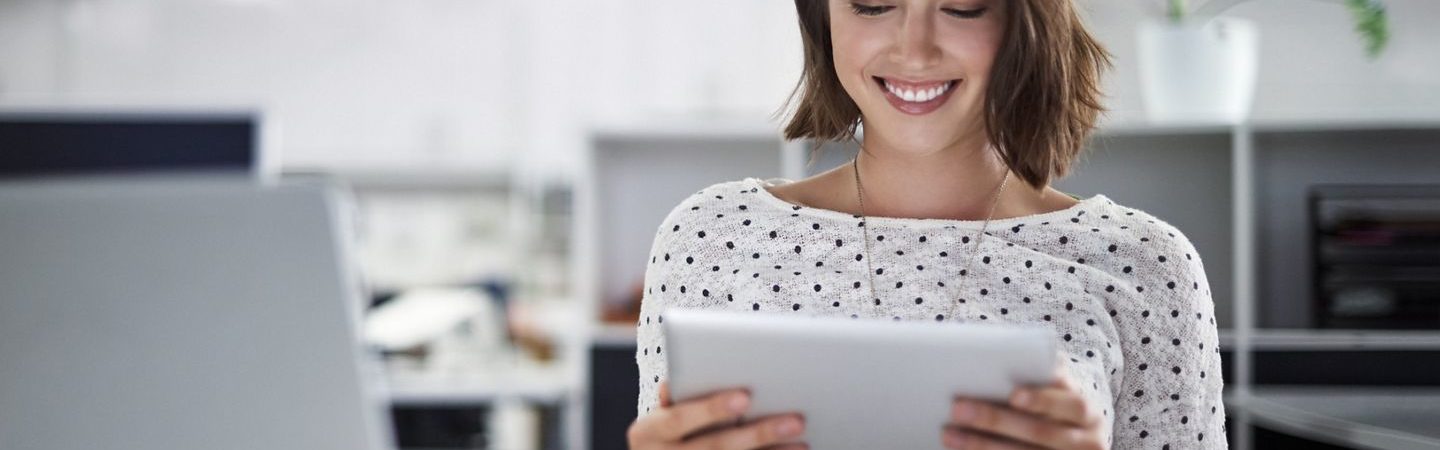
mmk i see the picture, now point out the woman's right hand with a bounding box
[627,381,808,450]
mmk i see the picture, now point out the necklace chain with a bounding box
[853,154,1010,308]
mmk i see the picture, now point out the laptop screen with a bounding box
[0,112,256,178]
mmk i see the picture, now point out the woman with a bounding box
[628,0,1227,449]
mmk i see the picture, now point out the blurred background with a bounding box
[1,1,1439,449]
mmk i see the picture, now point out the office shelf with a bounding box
[1245,329,1440,351]
[282,165,514,190]
[590,324,640,349]
[1095,116,1440,137]
[589,116,785,141]
[385,364,571,406]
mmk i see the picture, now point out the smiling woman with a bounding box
[628,2,1228,450]
[785,0,1111,193]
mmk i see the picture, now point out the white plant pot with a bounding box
[1137,17,1260,124]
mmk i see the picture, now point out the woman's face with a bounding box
[828,0,1006,154]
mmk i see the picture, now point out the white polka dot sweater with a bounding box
[635,177,1228,449]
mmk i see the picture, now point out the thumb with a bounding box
[1048,352,1068,385]
[659,380,673,407]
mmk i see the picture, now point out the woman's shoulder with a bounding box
[653,177,784,229]
[1103,199,1198,253]
[1078,196,1208,282]
[648,178,770,254]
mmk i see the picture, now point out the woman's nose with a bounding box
[889,10,942,71]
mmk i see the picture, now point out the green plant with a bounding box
[1162,0,1390,59]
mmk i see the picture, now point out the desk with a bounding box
[1246,387,1440,450]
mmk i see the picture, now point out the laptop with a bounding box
[0,175,393,450]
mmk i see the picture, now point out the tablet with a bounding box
[663,307,1058,449]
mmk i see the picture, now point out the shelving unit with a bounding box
[1089,119,1440,449]
[1225,121,1440,448]
[280,164,578,450]
[573,121,788,450]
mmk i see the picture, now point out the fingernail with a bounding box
[776,417,802,437]
[954,402,975,421]
[729,393,749,414]
[945,429,967,448]
[1013,390,1031,408]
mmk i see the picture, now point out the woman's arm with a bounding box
[634,189,717,417]
[1110,225,1229,449]
[635,208,684,417]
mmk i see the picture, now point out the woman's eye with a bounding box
[943,7,988,19]
[849,3,894,16]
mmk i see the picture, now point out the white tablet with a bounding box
[663,307,1058,450]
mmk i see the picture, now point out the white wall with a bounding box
[515,0,802,180]
[1,0,1436,176]
[0,0,529,171]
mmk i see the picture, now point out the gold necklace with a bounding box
[853,154,1010,309]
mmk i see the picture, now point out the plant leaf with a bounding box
[1345,0,1391,59]
[1169,0,1187,23]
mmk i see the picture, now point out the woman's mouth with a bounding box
[874,76,959,115]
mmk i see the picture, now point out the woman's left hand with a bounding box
[943,366,1107,450]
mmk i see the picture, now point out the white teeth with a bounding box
[884,79,953,103]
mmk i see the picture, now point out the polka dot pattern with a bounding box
[634,178,1228,448]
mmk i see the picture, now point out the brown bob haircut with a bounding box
[781,0,1113,191]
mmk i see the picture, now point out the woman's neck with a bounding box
[848,136,1047,222]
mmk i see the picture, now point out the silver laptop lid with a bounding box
[0,175,393,450]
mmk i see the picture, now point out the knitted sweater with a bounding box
[634,176,1228,449]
